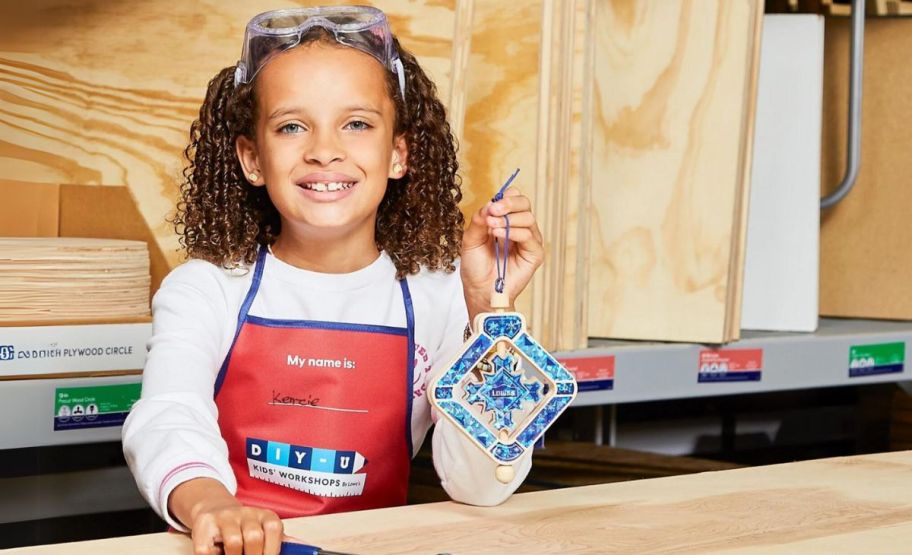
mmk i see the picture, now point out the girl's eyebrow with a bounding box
[267,105,382,121]
[267,106,305,121]
[345,105,382,116]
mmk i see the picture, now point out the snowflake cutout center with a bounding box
[464,353,542,430]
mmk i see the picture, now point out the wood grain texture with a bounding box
[0,238,150,322]
[408,439,739,504]
[454,0,545,326]
[12,450,912,554]
[0,0,457,268]
[536,0,594,350]
[819,18,912,319]
[587,0,763,343]
[454,1,592,350]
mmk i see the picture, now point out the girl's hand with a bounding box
[460,187,545,322]
[170,478,284,555]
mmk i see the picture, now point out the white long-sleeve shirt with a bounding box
[122,250,531,529]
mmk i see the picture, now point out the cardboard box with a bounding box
[0,180,166,379]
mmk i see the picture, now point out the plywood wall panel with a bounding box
[537,0,594,350]
[588,0,762,344]
[0,0,457,267]
[454,0,592,350]
[455,0,545,327]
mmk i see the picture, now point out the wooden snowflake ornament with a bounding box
[429,293,578,484]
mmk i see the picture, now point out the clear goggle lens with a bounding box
[234,6,406,100]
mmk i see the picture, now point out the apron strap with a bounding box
[238,245,269,324]
[399,278,416,458]
[215,245,268,396]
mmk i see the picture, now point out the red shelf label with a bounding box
[698,348,763,383]
[558,356,615,391]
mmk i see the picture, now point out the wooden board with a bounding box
[768,0,912,16]
[408,439,740,504]
[0,238,150,322]
[819,18,912,319]
[740,14,823,332]
[537,0,594,351]
[588,0,763,343]
[453,0,545,331]
[454,0,592,350]
[12,450,912,553]
[0,0,458,269]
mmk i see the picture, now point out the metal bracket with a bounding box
[821,0,866,209]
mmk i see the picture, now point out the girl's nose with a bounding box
[304,129,345,166]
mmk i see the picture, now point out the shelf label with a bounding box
[558,356,614,391]
[0,322,150,378]
[54,383,141,431]
[698,348,762,383]
[849,342,905,378]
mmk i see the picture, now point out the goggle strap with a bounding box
[393,57,406,101]
[234,63,245,88]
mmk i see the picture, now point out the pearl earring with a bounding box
[248,172,258,182]
[393,163,403,176]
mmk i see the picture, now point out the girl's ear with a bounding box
[389,134,409,180]
[236,135,265,187]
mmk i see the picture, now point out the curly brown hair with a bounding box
[174,29,464,278]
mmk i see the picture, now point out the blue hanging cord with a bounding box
[492,169,520,294]
[493,168,520,202]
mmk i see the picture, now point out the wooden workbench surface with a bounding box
[9,450,912,554]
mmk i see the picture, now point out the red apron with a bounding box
[214,246,415,517]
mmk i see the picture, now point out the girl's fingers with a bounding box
[191,517,222,555]
[218,520,245,555]
[464,205,493,250]
[500,186,523,198]
[489,193,531,217]
[486,211,536,229]
[262,515,284,555]
[241,519,266,555]
[492,227,545,260]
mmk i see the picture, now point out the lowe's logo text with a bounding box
[0,346,15,361]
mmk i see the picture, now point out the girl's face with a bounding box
[237,42,407,243]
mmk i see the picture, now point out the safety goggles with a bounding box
[234,6,406,100]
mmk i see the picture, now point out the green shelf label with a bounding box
[849,342,905,378]
[54,383,141,431]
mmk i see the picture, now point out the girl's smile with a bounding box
[295,171,359,202]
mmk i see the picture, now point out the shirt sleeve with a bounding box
[121,261,239,531]
[428,267,532,506]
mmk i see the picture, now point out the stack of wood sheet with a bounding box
[820,0,912,16]
[768,0,912,15]
[819,16,912,320]
[587,0,764,343]
[453,0,593,351]
[0,238,150,322]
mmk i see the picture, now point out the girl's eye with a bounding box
[345,120,372,131]
[279,123,304,134]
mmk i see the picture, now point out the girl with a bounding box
[122,6,544,555]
